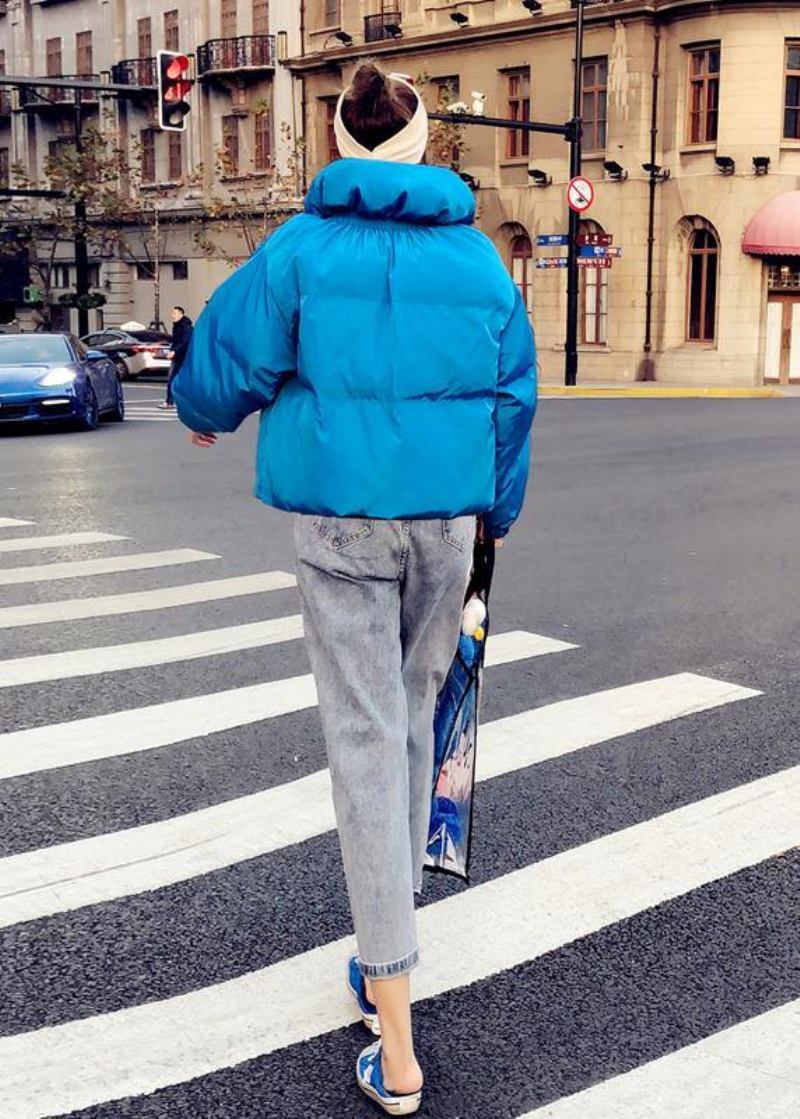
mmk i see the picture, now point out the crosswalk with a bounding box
[0,513,795,1119]
[124,397,180,423]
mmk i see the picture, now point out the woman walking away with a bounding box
[172,61,537,1117]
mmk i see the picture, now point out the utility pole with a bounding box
[73,98,90,337]
[152,203,161,330]
[564,0,586,387]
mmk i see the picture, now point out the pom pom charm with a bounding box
[461,596,487,638]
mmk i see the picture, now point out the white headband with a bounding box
[334,72,429,164]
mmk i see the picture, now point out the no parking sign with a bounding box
[567,176,595,214]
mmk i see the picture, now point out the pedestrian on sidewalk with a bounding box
[161,306,193,409]
[172,61,536,1116]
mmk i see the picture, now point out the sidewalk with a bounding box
[539,382,795,398]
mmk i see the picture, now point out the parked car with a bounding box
[0,333,125,430]
[81,325,172,380]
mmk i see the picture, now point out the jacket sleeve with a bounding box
[482,287,537,540]
[172,232,298,434]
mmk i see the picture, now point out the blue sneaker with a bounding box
[347,955,380,1036]
[357,1039,423,1116]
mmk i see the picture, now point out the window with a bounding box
[140,129,156,182]
[168,130,182,180]
[172,261,188,281]
[221,0,237,37]
[46,37,62,77]
[686,228,718,342]
[164,10,179,51]
[0,147,8,189]
[687,46,720,144]
[784,43,800,140]
[136,263,154,281]
[506,70,531,159]
[222,115,240,174]
[324,99,339,162]
[254,110,271,171]
[582,58,607,152]
[323,0,341,27]
[76,31,92,75]
[510,233,533,314]
[138,17,152,58]
[253,0,269,34]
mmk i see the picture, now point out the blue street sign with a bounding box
[535,257,569,268]
[536,234,570,247]
[579,244,609,257]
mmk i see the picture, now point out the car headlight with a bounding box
[38,367,77,387]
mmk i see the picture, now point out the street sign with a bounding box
[606,247,623,258]
[577,232,613,247]
[537,234,570,247]
[536,258,569,269]
[578,256,612,268]
[567,176,594,213]
[579,244,611,258]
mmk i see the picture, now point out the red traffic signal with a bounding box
[157,51,192,132]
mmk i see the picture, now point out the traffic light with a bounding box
[157,51,192,132]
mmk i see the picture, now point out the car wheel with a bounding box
[114,358,130,381]
[76,383,100,431]
[107,376,126,422]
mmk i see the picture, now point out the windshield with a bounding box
[0,336,71,364]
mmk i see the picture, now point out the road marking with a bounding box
[0,761,793,1119]
[0,628,573,779]
[0,532,126,555]
[521,1000,800,1118]
[0,571,296,630]
[0,519,35,529]
[0,549,218,588]
[0,672,757,924]
[0,615,306,687]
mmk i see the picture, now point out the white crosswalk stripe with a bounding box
[2,765,796,1119]
[521,1000,800,1118]
[0,571,296,629]
[124,403,179,423]
[0,512,784,1119]
[0,531,126,555]
[0,672,756,927]
[0,548,218,587]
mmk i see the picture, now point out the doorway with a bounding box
[764,296,800,383]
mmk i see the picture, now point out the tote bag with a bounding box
[424,536,495,882]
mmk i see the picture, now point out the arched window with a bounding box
[686,227,719,342]
[579,220,609,345]
[510,233,533,314]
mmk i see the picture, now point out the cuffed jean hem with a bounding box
[358,948,420,980]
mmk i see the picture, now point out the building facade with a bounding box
[294,0,800,386]
[0,0,302,332]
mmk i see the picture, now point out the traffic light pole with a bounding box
[73,100,90,338]
[565,0,586,387]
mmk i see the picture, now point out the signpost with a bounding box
[567,175,595,214]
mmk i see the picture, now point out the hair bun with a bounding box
[348,62,387,113]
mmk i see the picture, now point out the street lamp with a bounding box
[450,11,470,27]
[528,168,552,187]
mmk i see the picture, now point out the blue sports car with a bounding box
[0,332,125,430]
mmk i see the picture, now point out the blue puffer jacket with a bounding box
[173,159,537,538]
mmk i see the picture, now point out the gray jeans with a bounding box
[294,514,475,980]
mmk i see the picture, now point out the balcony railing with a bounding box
[19,76,100,110]
[364,11,402,43]
[197,35,275,77]
[111,58,157,87]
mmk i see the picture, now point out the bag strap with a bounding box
[465,536,495,604]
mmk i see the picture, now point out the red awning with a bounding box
[742,191,800,256]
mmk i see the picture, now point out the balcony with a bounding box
[19,76,100,112]
[111,58,157,88]
[197,35,275,78]
[364,11,402,43]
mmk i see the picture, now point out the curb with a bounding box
[538,386,784,399]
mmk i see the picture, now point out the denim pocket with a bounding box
[442,518,472,553]
[311,517,374,552]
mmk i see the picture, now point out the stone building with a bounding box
[0,0,302,331]
[293,0,800,386]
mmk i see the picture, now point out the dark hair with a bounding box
[173,305,185,314]
[340,62,417,151]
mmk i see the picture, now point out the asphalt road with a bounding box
[0,384,798,1119]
